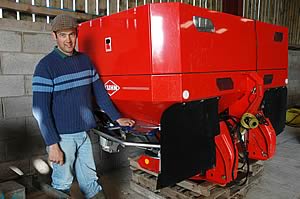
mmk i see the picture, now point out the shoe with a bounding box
[91,191,106,199]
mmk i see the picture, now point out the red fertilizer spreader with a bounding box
[78,2,287,188]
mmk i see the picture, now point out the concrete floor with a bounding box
[246,126,300,199]
[28,125,300,199]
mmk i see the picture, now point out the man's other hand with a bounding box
[116,118,135,127]
[48,143,64,165]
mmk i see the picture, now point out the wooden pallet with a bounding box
[129,157,264,199]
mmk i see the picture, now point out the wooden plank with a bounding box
[132,181,195,199]
[110,1,118,15]
[50,0,61,9]
[130,156,264,199]
[130,156,264,197]
[20,0,46,7]
[129,157,159,177]
[98,0,106,15]
[177,180,216,197]
[132,170,157,191]
[229,172,263,198]
[282,0,288,27]
[292,0,298,45]
[130,156,216,196]
[249,162,264,177]
[296,0,300,45]
[88,0,96,15]
[63,0,73,11]
[288,0,293,44]
[76,0,85,12]
[131,173,193,199]
[160,186,192,199]
[208,187,230,199]
[131,170,229,199]
[0,0,95,21]
[262,0,267,22]
[245,0,249,19]
[130,181,166,199]
[132,169,262,199]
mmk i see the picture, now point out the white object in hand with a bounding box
[33,159,50,174]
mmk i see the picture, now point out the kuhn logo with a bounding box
[104,80,120,96]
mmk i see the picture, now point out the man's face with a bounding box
[52,28,77,56]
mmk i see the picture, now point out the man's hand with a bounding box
[116,118,135,127]
[48,143,64,165]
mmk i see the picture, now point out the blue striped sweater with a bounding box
[32,47,121,146]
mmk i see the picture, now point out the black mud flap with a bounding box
[262,87,287,135]
[157,98,220,189]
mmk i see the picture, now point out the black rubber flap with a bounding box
[262,87,287,135]
[157,98,219,189]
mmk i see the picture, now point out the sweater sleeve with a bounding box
[32,62,60,146]
[91,66,121,121]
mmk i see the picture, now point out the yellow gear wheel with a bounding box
[240,113,259,129]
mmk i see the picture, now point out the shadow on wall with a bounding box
[0,120,46,181]
[0,125,46,162]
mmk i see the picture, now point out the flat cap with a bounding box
[51,14,77,32]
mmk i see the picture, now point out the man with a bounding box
[32,14,135,199]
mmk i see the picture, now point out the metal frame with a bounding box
[93,129,161,149]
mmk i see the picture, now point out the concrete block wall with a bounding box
[288,50,300,107]
[0,19,55,179]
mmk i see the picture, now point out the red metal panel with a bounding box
[138,155,160,174]
[256,21,288,70]
[191,122,238,185]
[151,74,182,102]
[248,119,277,160]
[78,2,288,127]
[181,72,245,101]
[100,75,178,125]
[78,3,258,76]
[150,3,182,74]
[205,122,238,184]
[179,4,256,73]
[258,69,288,90]
[78,5,152,75]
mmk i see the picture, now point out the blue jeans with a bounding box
[50,131,101,198]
